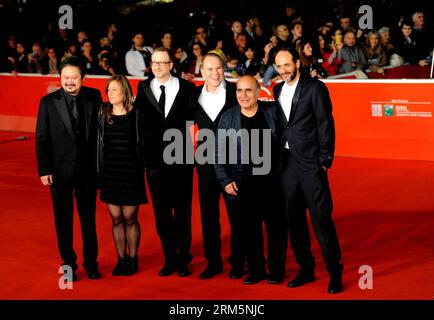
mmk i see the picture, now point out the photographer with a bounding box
[28,42,47,74]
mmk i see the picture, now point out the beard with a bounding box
[283,67,298,83]
[63,83,79,95]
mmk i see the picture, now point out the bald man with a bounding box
[215,75,287,284]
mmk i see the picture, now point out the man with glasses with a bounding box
[134,47,196,277]
[190,26,208,51]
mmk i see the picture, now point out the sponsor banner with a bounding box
[1,74,433,161]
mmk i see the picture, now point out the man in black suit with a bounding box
[36,57,102,281]
[134,47,196,277]
[273,48,343,293]
[214,75,287,285]
[194,53,240,280]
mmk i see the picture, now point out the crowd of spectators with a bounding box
[1,1,432,80]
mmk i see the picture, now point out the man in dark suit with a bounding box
[36,57,102,281]
[194,53,240,280]
[273,48,343,293]
[215,75,287,285]
[134,47,196,277]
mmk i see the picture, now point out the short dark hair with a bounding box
[401,19,414,28]
[275,47,300,64]
[290,20,303,31]
[58,56,85,78]
[284,0,296,10]
[343,28,357,37]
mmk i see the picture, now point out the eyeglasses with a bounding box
[151,61,171,66]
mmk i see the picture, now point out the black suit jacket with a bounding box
[194,80,238,176]
[36,86,102,183]
[134,77,196,170]
[273,76,335,169]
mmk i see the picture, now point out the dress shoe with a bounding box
[125,255,138,276]
[242,272,267,285]
[328,275,343,294]
[287,271,315,288]
[85,266,101,280]
[199,265,223,279]
[177,265,192,277]
[112,256,129,276]
[267,275,284,284]
[158,265,176,276]
[229,268,246,279]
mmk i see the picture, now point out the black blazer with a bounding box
[36,86,102,183]
[273,76,335,169]
[214,101,281,189]
[194,80,238,176]
[134,77,196,170]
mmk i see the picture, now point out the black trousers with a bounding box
[198,171,252,270]
[50,174,98,271]
[198,172,225,268]
[281,152,342,274]
[226,176,287,277]
[147,166,193,268]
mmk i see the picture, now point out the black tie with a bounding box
[70,96,79,129]
[159,85,166,116]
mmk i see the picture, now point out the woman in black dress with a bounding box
[97,75,147,276]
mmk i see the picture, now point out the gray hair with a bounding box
[378,26,390,34]
[412,11,423,21]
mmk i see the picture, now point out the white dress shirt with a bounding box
[198,81,226,122]
[279,78,299,148]
[151,75,180,118]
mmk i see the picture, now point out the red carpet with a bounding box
[0,131,433,300]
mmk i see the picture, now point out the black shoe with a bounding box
[229,268,246,279]
[199,265,223,279]
[328,275,343,294]
[267,275,284,284]
[125,256,138,276]
[112,256,128,276]
[85,265,101,280]
[177,265,192,277]
[158,265,176,277]
[287,270,315,288]
[243,272,267,285]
